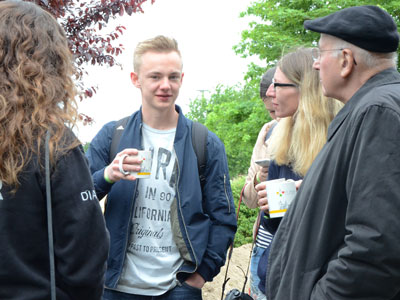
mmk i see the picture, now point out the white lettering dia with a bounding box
[80,189,98,201]
[0,180,3,200]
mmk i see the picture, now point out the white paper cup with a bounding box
[266,179,297,218]
[119,150,152,178]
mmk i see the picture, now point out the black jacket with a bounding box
[0,130,109,299]
[267,68,400,300]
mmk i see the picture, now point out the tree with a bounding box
[31,0,155,122]
[189,1,400,178]
[188,83,271,177]
[234,0,400,80]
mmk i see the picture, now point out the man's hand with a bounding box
[104,148,143,182]
[185,272,205,289]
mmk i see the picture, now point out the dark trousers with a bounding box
[103,282,202,300]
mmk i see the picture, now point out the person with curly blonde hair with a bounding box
[0,1,109,299]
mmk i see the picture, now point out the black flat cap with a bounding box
[304,5,399,53]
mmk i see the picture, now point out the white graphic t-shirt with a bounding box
[116,124,183,295]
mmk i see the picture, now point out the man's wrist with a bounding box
[104,169,114,184]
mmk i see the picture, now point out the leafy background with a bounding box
[81,0,400,247]
[187,0,400,247]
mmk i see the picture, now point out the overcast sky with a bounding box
[76,0,261,143]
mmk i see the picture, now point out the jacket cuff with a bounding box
[93,168,113,198]
[196,261,215,282]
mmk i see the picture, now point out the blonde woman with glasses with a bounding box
[254,47,343,297]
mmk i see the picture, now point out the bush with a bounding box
[188,83,271,178]
[83,142,90,153]
[230,175,259,247]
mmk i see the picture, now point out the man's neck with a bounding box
[141,106,179,130]
[342,64,395,103]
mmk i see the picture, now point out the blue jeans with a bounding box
[249,246,267,300]
[103,282,202,300]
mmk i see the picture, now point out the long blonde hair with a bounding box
[0,1,79,188]
[269,48,343,176]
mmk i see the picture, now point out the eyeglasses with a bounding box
[272,78,297,90]
[311,47,344,61]
[311,47,358,65]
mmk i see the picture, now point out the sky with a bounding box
[76,0,262,143]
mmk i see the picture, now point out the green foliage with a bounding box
[83,142,90,153]
[188,83,272,178]
[187,0,400,247]
[186,95,209,124]
[230,175,259,247]
[235,0,400,76]
[188,2,400,178]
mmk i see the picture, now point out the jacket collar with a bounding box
[124,104,187,148]
[327,68,400,141]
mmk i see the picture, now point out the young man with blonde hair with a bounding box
[87,35,237,300]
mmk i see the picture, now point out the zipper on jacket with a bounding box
[175,150,199,273]
[114,180,137,287]
[114,122,143,287]
[224,174,231,213]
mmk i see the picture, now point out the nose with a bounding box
[160,77,171,89]
[313,60,320,71]
[266,83,275,98]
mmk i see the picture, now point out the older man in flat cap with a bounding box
[265,6,400,300]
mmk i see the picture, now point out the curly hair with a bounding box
[269,48,343,176]
[0,1,79,188]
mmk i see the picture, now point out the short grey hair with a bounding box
[330,37,398,68]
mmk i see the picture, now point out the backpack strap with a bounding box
[191,121,208,190]
[109,116,129,162]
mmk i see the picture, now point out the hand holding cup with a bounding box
[255,181,269,213]
[105,149,152,182]
[266,179,296,218]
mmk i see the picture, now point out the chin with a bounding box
[321,86,331,97]
[275,112,286,118]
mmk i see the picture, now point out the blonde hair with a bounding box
[0,1,79,188]
[133,35,182,73]
[269,48,343,176]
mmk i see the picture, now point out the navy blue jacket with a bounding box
[86,106,237,289]
[258,160,302,294]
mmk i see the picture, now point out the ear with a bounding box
[130,72,140,88]
[180,72,184,84]
[340,49,356,78]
